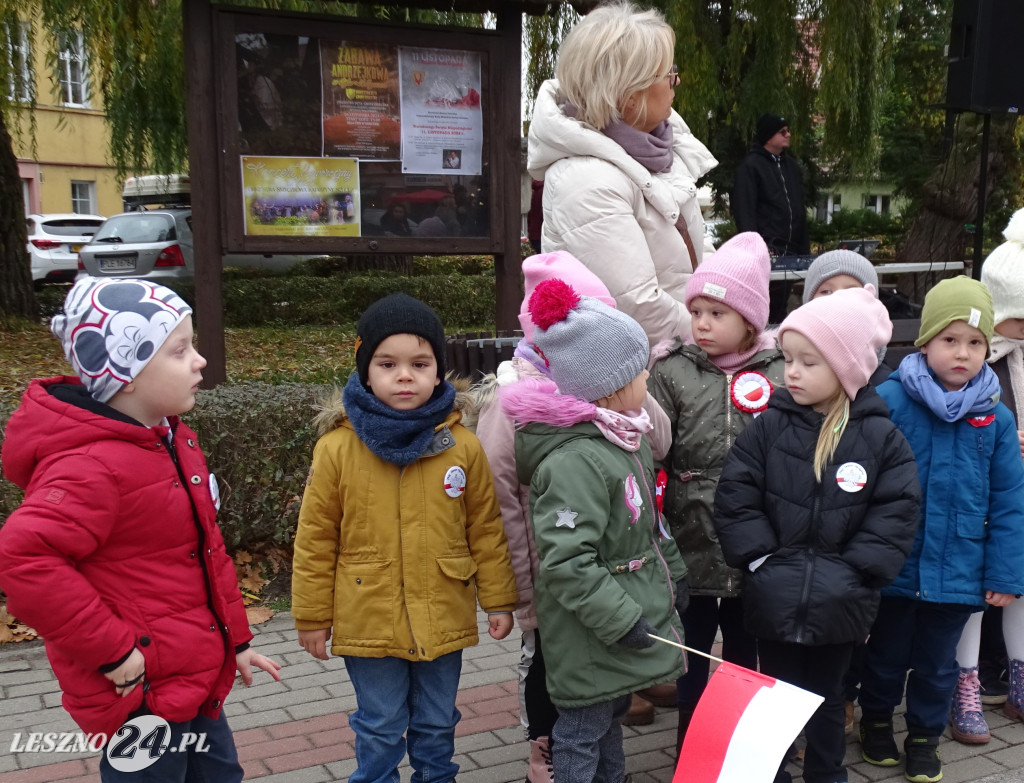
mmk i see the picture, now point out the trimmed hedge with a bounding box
[0,382,328,554]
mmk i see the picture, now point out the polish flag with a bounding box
[674,662,823,783]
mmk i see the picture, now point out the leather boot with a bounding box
[526,736,554,783]
[635,682,677,708]
[622,693,654,726]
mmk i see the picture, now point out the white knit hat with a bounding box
[981,207,1024,327]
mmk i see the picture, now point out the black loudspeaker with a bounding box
[945,0,1024,114]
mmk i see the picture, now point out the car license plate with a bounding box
[98,256,136,272]
[71,244,82,252]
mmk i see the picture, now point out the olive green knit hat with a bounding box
[915,276,994,347]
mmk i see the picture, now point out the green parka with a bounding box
[648,341,785,597]
[506,380,687,708]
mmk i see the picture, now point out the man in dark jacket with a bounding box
[733,113,809,256]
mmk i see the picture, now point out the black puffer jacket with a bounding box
[713,387,921,645]
[732,146,809,255]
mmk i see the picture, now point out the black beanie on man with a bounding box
[355,293,447,387]
[756,113,787,146]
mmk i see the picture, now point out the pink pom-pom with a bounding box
[529,279,581,331]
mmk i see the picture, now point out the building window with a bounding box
[815,193,842,224]
[71,181,96,214]
[863,193,891,215]
[58,31,88,106]
[5,20,32,103]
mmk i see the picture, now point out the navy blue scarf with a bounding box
[342,372,456,466]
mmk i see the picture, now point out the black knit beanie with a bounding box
[355,293,447,386]
[756,113,787,146]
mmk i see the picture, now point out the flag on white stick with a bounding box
[674,661,824,783]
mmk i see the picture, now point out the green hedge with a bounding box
[0,382,328,554]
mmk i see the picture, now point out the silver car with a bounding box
[27,213,105,284]
[77,209,193,283]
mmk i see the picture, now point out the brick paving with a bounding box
[1,611,1022,782]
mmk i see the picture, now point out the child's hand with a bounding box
[986,591,1016,607]
[298,628,331,660]
[236,649,282,686]
[488,612,514,640]
[103,648,146,698]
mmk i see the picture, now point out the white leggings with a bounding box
[956,600,1024,668]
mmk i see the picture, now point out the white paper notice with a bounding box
[398,47,483,175]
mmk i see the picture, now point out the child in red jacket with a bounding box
[0,278,281,782]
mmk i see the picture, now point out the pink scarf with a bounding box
[593,407,653,452]
[686,331,777,375]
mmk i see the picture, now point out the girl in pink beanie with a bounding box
[647,231,787,752]
[714,288,920,783]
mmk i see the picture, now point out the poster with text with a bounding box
[398,47,482,175]
[242,156,361,237]
[320,41,401,159]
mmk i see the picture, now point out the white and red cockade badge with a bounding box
[443,466,467,498]
[968,414,996,428]
[730,371,773,414]
[836,462,867,493]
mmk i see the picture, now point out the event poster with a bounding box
[320,41,401,159]
[398,47,483,175]
[242,156,360,236]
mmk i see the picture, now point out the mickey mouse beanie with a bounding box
[778,288,892,400]
[355,293,447,386]
[51,278,192,403]
[685,232,771,331]
[530,279,648,402]
[981,207,1024,326]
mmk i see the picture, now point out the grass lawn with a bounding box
[0,322,359,410]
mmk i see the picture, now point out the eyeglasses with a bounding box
[665,64,679,86]
[779,127,791,136]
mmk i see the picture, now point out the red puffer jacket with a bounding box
[0,377,252,738]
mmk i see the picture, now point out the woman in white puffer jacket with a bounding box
[527,0,717,347]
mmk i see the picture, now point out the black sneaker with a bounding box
[904,735,942,782]
[859,718,900,766]
[979,666,1009,705]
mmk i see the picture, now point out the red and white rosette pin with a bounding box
[730,371,773,414]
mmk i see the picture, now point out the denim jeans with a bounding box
[345,651,463,783]
[551,693,631,783]
[859,596,975,736]
[98,709,242,783]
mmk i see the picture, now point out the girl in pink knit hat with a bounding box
[647,231,787,753]
[713,287,920,783]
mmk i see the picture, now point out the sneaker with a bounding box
[950,666,991,744]
[979,665,1009,705]
[904,735,942,782]
[859,718,900,766]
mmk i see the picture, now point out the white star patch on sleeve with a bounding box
[555,507,578,529]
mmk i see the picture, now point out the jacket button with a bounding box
[209,624,216,632]
[139,636,151,646]
[207,548,212,555]
[212,699,221,709]
[355,578,362,584]
[190,475,202,485]
[187,438,195,448]
[409,649,415,655]
[189,551,197,559]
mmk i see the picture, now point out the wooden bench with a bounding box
[886,319,922,367]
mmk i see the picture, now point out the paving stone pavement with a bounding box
[0,611,1022,782]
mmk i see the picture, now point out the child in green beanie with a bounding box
[857,276,1024,783]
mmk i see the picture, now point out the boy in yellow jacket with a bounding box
[292,293,517,783]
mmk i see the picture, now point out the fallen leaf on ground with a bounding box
[246,606,275,625]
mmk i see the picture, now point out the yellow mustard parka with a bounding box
[292,400,518,661]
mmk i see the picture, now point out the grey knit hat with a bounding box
[802,249,880,303]
[529,279,648,402]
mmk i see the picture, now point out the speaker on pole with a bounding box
[946,0,1024,114]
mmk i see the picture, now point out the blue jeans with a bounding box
[859,596,975,736]
[551,693,632,783]
[345,652,463,783]
[99,709,241,783]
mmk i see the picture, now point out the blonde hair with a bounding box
[556,1,675,130]
[812,389,851,482]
